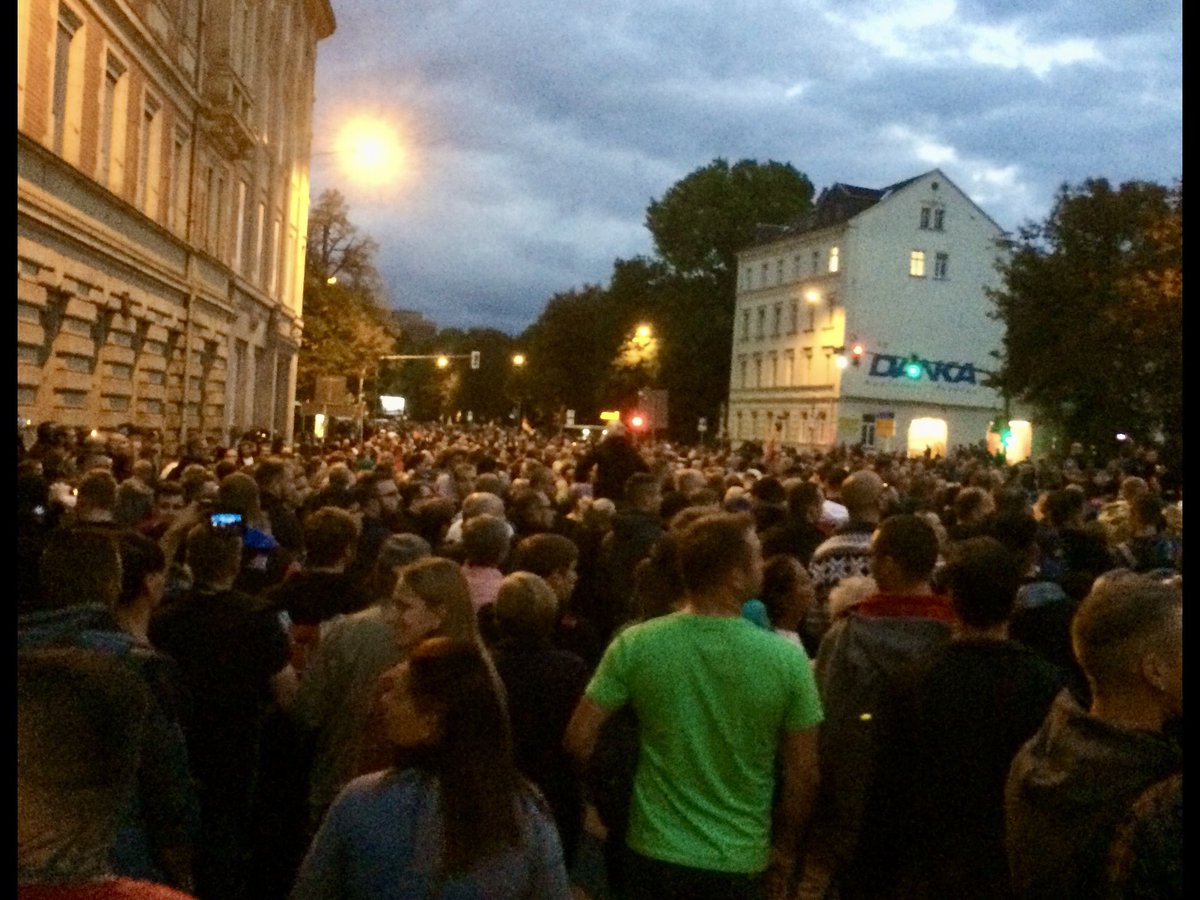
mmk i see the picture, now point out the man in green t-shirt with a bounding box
[566,512,823,900]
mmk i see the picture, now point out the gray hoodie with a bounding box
[1004,690,1181,900]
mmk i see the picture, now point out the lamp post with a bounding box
[511,353,527,425]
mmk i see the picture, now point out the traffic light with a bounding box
[629,413,646,431]
[470,350,480,369]
[903,356,923,379]
[851,343,865,367]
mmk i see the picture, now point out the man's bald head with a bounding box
[841,469,885,522]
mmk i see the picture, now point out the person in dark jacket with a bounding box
[596,473,664,644]
[489,572,589,866]
[1005,571,1182,900]
[574,421,649,502]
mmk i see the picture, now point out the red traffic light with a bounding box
[851,343,865,366]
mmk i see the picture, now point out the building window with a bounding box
[776,259,784,283]
[772,303,782,337]
[138,95,163,217]
[910,250,926,277]
[769,352,778,388]
[789,299,798,334]
[741,309,751,342]
[812,250,820,273]
[754,355,763,388]
[56,389,88,409]
[792,254,802,280]
[52,5,85,160]
[742,266,751,290]
[169,130,190,234]
[98,54,127,189]
[805,307,816,333]
[828,246,840,273]
[145,370,166,386]
[922,206,946,230]
[934,252,949,280]
[760,261,769,286]
[920,207,931,230]
[933,208,945,230]
[209,172,227,257]
[102,395,131,412]
[739,356,748,389]
[756,307,766,340]
[784,350,795,386]
[233,181,248,273]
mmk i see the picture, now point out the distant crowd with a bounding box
[17,418,1181,900]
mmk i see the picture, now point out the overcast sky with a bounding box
[310,0,1182,336]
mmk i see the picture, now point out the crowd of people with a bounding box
[17,417,1182,900]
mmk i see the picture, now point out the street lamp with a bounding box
[805,289,821,304]
[436,355,449,368]
[332,116,405,186]
[510,353,528,424]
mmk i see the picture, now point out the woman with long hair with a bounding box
[290,637,571,899]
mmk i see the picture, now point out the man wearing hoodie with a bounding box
[1004,570,1182,900]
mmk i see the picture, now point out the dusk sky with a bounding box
[310,0,1182,336]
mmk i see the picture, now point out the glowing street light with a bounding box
[333,117,405,186]
[805,289,821,304]
[512,353,526,367]
[436,355,449,368]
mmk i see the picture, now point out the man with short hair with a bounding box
[18,647,195,899]
[800,513,954,900]
[804,469,886,650]
[347,469,402,585]
[567,512,822,900]
[1005,571,1182,900]
[149,523,296,900]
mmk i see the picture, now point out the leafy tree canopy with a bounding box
[989,177,1182,464]
[298,190,397,400]
[645,158,815,278]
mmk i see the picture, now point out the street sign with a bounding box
[600,410,620,421]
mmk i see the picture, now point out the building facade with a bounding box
[726,169,1013,456]
[17,0,335,452]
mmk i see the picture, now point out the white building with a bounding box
[726,169,1015,457]
[17,0,335,452]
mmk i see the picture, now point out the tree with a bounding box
[298,190,397,401]
[305,189,384,295]
[988,178,1182,466]
[640,160,815,437]
[521,285,619,423]
[645,158,815,279]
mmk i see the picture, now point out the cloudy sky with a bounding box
[310,0,1182,336]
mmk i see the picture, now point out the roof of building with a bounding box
[744,169,993,249]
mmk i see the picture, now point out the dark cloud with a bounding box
[312,0,1181,334]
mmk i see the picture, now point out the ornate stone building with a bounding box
[17,0,335,451]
